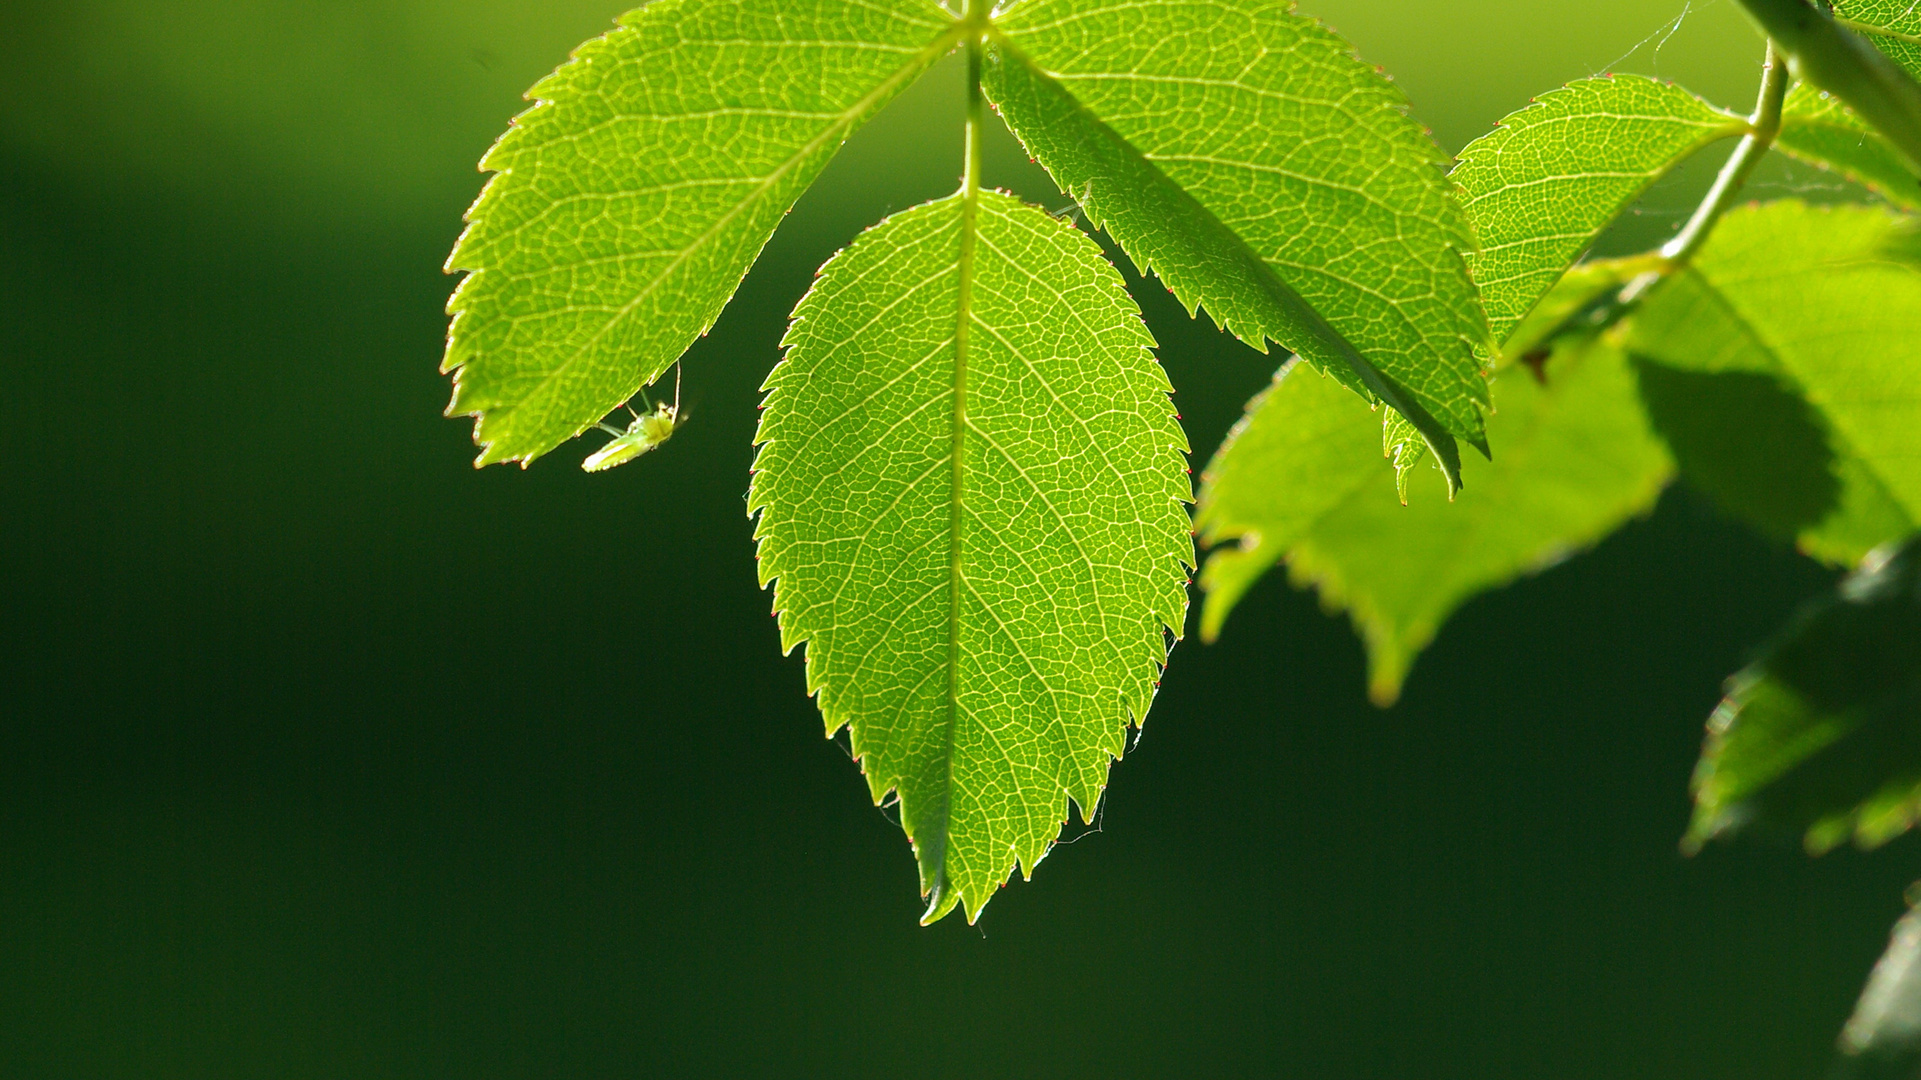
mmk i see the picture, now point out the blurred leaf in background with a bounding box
[1626,201,1921,567]
[1195,339,1671,704]
[1838,883,1921,1079]
[1685,535,1921,854]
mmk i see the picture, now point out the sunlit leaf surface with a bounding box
[750,191,1191,922]
[1196,341,1670,704]
[444,0,960,465]
[1450,75,1743,349]
[1627,201,1921,565]
[1835,0,1921,81]
[1777,83,1921,209]
[985,0,1490,476]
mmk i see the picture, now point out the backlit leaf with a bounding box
[1835,0,1921,81]
[750,191,1192,923]
[1450,76,1745,349]
[1196,340,1671,704]
[443,0,961,465]
[1778,83,1921,209]
[1626,201,1921,565]
[983,0,1490,486]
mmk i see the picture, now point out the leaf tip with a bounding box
[919,872,960,926]
[1366,672,1404,709]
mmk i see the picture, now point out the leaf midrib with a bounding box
[1839,17,1921,47]
[934,124,983,920]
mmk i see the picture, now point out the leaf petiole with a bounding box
[1660,42,1791,267]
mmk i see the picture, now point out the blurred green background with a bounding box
[1,1,1913,1076]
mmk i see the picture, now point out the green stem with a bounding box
[1732,0,1921,171]
[1660,42,1790,266]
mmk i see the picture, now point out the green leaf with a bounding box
[1625,201,1921,565]
[1836,0,1921,81]
[443,0,962,466]
[1684,535,1921,855]
[981,0,1490,488]
[1383,410,1428,505]
[1838,888,1921,1069]
[1631,356,1914,565]
[1778,83,1921,209]
[749,190,1192,923]
[1449,76,1745,350]
[1196,339,1671,704]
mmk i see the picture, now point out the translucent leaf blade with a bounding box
[1193,364,1391,642]
[1836,0,1921,81]
[1626,201,1921,565]
[750,191,1192,923]
[1197,341,1671,704]
[443,0,960,465]
[985,0,1491,456]
[1777,83,1921,210]
[1450,75,1745,349]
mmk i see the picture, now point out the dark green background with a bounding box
[1,1,1912,1076]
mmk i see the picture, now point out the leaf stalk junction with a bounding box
[1576,42,1795,331]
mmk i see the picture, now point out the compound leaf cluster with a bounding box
[447,0,1921,924]
[1201,77,1921,708]
[444,0,1506,921]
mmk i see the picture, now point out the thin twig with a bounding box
[1660,42,1791,266]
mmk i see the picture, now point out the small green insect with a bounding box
[582,366,683,472]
